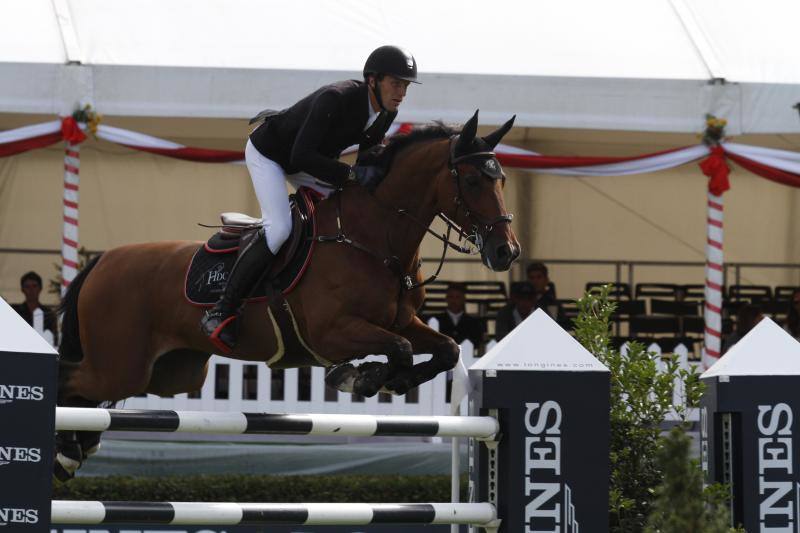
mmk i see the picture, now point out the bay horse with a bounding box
[54,110,520,479]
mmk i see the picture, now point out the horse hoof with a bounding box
[53,453,80,483]
[382,376,414,396]
[84,442,101,458]
[353,362,389,397]
[325,364,359,393]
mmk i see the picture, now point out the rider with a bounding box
[201,45,419,353]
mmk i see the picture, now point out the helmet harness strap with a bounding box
[369,76,387,112]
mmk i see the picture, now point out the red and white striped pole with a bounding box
[59,115,88,294]
[61,141,81,294]
[703,192,724,367]
[699,141,731,368]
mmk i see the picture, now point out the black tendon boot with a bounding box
[200,229,274,353]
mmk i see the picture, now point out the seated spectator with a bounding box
[433,283,485,348]
[495,281,537,341]
[527,262,560,320]
[785,288,800,341]
[12,271,58,346]
[722,303,764,354]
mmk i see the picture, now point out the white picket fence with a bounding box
[121,332,700,421]
[621,341,701,422]
[122,319,485,416]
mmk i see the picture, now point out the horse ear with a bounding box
[457,110,480,153]
[482,115,516,149]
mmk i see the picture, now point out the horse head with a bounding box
[437,110,521,271]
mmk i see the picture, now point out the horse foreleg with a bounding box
[383,316,460,395]
[321,317,413,397]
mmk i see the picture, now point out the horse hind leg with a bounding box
[54,359,113,482]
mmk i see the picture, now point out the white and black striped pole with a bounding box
[52,501,497,527]
[55,408,499,439]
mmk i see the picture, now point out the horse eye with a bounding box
[465,173,481,187]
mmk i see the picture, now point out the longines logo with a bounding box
[0,385,44,405]
[758,403,797,531]
[0,507,38,525]
[0,446,41,466]
[524,401,579,532]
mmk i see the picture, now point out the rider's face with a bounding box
[372,75,410,112]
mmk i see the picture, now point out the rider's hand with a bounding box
[349,165,384,192]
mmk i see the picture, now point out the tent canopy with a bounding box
[4,0,800,133]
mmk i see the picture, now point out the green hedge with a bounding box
[53,475,467,502]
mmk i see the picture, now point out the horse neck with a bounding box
[373,140,446,266]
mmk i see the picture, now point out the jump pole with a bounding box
[1,302,611,532]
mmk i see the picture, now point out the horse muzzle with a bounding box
[481,238,520,272]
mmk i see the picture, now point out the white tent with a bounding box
[4,0,800,133]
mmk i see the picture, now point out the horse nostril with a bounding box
[496,243,511,261]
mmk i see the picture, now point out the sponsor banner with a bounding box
[0,350,58,532]
[702,376,800,531]
[473,369,610,533]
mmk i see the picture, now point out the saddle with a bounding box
[185,187,322,306]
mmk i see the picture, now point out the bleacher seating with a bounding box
[420,278,797,359]
[585,282,631,299]
[418,280,508,320]
[635,283,678,299]
[728,284,772,302]
[775,286,798,301]
[678,284,706,301]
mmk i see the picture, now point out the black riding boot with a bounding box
[200,229,274,352]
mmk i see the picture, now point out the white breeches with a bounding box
[245,139,334,254]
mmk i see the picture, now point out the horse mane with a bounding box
[362,122,459,170]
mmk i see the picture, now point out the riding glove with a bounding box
[349,165,385,192]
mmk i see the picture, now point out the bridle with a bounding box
[447,134,514,253]
[316,134,514,292]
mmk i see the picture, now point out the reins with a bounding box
[315,135,514,292]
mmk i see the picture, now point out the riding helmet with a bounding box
[363,45,420,84]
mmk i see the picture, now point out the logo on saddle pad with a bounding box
[0,385,44,406]
[193,262,228,294]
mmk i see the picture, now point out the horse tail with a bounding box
[58,254,102,363]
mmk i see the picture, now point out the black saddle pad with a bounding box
[185,188,320,306]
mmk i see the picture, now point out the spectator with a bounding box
[722,303,764,354]
[495,281,537,341]
[433,283,485,348]
[526,262,559,320]
[12,271,58,346]
[785,288,800,341]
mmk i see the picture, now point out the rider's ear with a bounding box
[482,115,516,149]
[457,110,479,153]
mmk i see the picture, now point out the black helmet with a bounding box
[363,45,420,84]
